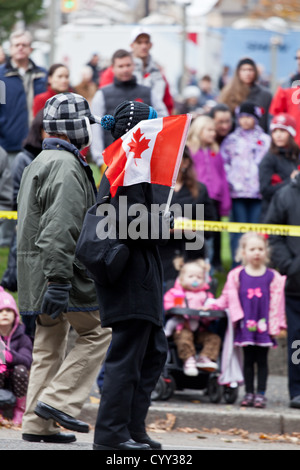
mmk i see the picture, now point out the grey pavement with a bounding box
[78,336,300,436]
[0,374,299,451]
[80,373,300,437]
[1,337,299,450]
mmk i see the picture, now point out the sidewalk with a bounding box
[77,336,299,436]
[80,374,300,436]
[0,375,298,450]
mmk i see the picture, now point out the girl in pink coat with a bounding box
[208,232,286,408]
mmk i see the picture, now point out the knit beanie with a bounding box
[270,113,297,137]
[0,287,18,316]
[237,57,256,69]
[101,100,158,140]
[236,101,263,121]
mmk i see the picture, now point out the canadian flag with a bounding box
[103,114,192,197]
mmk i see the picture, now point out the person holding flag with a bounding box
[92,100,191,450]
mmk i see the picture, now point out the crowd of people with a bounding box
[0,24,300,449]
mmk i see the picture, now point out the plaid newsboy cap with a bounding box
[43,92,102,149]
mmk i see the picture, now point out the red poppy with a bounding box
[271,173,283,185]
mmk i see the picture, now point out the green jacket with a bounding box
[17,139,98,315]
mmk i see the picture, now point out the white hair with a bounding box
[9,30,33,45]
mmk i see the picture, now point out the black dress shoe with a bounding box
[93,439,150,450]
[22,432,76,443]
[131,432,162,449]
[290,395,300,409]
[34,401,89,433]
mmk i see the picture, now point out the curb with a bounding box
[80,402,300,436]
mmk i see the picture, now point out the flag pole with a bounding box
[164,186,174,215]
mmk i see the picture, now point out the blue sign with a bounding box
[219,28,300,84]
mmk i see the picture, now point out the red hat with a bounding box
[270,113,297,137]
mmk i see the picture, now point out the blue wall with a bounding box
[219,28,300,83]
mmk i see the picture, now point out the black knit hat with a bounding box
[101,100,157,140]
[236,101,263,121]
[237,57,256,69]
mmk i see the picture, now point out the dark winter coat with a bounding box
[259,148,300,221]
[0,58,47,152]
[101,77,152,149]
[153,182,217,282]
[17,138,99,315]
[94,174,167,328]
[264,172,300,297]
[12,146,36,210]
[247,83,272,132]
[0,145,13,211]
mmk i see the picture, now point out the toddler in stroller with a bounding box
[164,259,221,376]
[153,259,240,404]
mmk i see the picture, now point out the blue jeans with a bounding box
[230,198,262,267]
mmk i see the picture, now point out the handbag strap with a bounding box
[96,172,111,206]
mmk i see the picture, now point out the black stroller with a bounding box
[151,305,239,404]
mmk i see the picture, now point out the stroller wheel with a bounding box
[223,383,239,404]
[151,376,167,401]
[161,375,176,400]
[207,375,223,403]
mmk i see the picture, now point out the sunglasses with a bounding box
[295,56,300,60]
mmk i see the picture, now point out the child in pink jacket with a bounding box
[207,232,286,408]
[164,259,221,376]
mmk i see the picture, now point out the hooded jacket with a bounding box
[17,138,99,315]
[0,310,33,372]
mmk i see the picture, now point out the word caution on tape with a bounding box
[1,212,300,237]
[174,219,300,237]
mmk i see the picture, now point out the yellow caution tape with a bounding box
[0,211,17,220]
[174,219,300,237]
[1,212,299,237]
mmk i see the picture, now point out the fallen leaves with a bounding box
[147,416,300,445]
[259,432,300,444]
[147,413,176,432]
[0,415,19,430]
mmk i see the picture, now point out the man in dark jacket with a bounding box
[92,101,170,451]
[264,172,300,409]
[0,30,47,158]
[90,48,167,167]
[0,30,47,246]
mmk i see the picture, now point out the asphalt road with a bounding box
[0,426,299,451]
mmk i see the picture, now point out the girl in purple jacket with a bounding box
[187,115,231,270]
[0,287,32,425]
[220,101,271,265]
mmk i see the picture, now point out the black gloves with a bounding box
[41,283,72,319]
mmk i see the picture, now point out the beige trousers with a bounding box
[22,310,111,435]
[173,328,221,362]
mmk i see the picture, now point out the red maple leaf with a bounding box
[128,128,151,165]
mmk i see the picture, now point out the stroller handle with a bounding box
[166,307,226,319]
